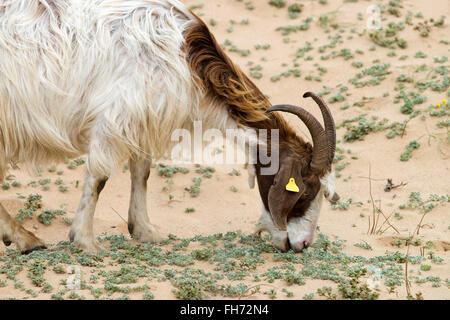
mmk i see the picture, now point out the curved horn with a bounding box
[303,92,336,165]
[267,104,329,172]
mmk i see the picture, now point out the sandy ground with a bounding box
[0,0,449,300]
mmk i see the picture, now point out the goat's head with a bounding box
[255,92,339,253]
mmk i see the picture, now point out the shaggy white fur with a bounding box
[0,0,266,252]
[0,1,336,253]
[0,0,209,178]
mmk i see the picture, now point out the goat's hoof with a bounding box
[72,237,104,254]
[2,236,12,246]
[21,245,47,255]
[15,230,46,254]
[131,224,162,243]
[77,242,103,254]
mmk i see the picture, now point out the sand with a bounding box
[0,0,449,300]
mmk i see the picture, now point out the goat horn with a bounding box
[303,92,336,165]
[267,104,329,172]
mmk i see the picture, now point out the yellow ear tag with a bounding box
[286,178,300,193]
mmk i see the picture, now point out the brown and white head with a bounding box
[255,92,339,253]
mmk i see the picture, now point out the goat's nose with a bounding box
[2,236,11,246]
[331,193,340,203]
[288,240,310,253]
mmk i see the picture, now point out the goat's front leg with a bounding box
[128,158,162,243]
[69,172,108,253]
[0,203,46,253]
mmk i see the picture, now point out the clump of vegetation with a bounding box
[275,18,313,35]
[354,242,373,250]
[38,209,67,226]
[16,193,42,222]
[268,0,286,8]
[399,192,449,213]
[0,230,437,300]
[338,267,379,300]
[195,165,215,178]
[400,140,420,161]
[271,67,301,82]
[413,16,446,37]
[369,22,407,49]
[385,121,407,139]
[385,0,403,17]
[189,177,202,197]
[288,3,303,19]
[67,158,86,170]
[349,63,391,88]
[157,163,189,178]
[338,115,396,142]
[398,91,427,115]
[228,168,241,176]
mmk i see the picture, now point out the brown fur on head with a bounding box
[185,14,338,241]
[255,147,321,231]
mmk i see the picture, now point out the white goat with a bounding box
[0,0,338,253]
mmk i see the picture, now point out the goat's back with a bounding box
[0,0,200,177]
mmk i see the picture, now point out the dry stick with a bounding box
[414,210,430,236]
[403,210,432,299]
[368,164,377,235]
[379,212,402,235]
[405,237,412,298]
[376,210,400,235]
[381,224,395,235]
[357,175,385,182]
[384,179,408,192]
[376,211,393,233]
[377,212,395,235]
[111,207,127,224]
[374,199,382,235]
[400,118,411,139]
[367,165,400,235]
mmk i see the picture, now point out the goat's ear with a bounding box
[267,157,305,230]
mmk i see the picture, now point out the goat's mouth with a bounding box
[287,238,309,253]
[324,191,340,204]
[256,229,310,253]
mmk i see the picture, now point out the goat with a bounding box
[0,0,338,254]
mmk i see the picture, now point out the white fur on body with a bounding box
[0,0,209,178]
[0,0,336,252]
[0,1,237,251]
